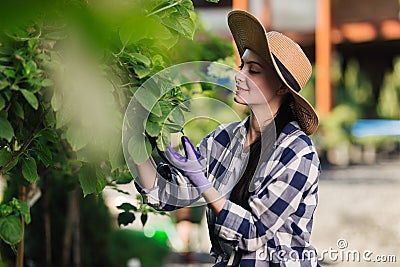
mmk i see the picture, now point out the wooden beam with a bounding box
[232,0,248,11]
[232,0,249,69]
[316,0,332,115]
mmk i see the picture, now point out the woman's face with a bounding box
[234,49,283,107]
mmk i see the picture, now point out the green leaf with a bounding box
[20,203,31,224]
[117,211,135,226]
[0,117,14,142]
[35,141,52,167]
[21,156,38,184]
[11,198,30,224]
[156,128,171,151]
[117,203,137,212]
[2,90,11,101]
[51,90,62,111]
[41,79,54,87]
[119,14,171,46]
[135,90,158,112]
[176,5,190,18]
[165,123,183,133]
[131,53,151,67]
[24,61,37,76]
[44,111,55,128]
[145,120,161,137]
[10,84,19,91]
[0,149,11,167]
[0,216,22,245]
[116,172,133,184]
[11,101,24,119]
[119,15,147,45]
[20,89,38,110]
[162,12,195,39]
[133,65,151,79]
[3,70,15,78]
[79,164,107,197]
[169,108,185,125]
[10,198,22,211]
[66,127,90,151]
[36,53,50,61]
[35,128,57,143]
[0,95,5,110]
[128,135,153,164]
[150,102,162,117]
[0,57,10,63]
[0,204,13,217]
[0,81,10,91]
[140,212,148,227]
[109,139,124,171]
[95,165,107,193]
[2,157,18,173]
[181,0,194,10]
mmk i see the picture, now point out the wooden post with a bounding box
[232,0,248,11]
[232,0,249,68]
[16,186,26,267]
[316,0,332,115]
[261,0,271,31]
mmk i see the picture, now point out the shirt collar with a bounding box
[232,116,249,137]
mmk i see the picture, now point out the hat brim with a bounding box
[228,10,272,65]
[228,10,319,135]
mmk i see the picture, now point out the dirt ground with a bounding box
[312,160,400,266]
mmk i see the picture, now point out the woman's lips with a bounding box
[235,86,249,93]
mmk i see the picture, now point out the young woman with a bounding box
[134,10,321,267]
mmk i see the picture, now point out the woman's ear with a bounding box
[276,84,289,95]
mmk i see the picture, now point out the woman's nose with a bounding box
[235,70,245,85]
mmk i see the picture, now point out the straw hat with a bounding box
[228,10,319,135]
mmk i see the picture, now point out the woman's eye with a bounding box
[249,69,260,74]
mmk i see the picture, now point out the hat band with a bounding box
[272,54,301,92]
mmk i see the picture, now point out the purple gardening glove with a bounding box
[162,136,212,194]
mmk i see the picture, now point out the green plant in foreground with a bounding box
[0,0,221,261]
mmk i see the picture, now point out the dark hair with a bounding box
[229,94,295,211]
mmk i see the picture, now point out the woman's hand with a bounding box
[162,136,226,216]
[162,136,212,194]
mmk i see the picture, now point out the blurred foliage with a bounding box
[108,229,170,267]
[0,0,222,263]
[316,56,400,163]
[300,66,316,107]
[116,194,167,227]
[377,57,400,119]
[317,59,373,150]
[25,189,113,266]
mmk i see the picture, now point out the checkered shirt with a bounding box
[135,119,321,267]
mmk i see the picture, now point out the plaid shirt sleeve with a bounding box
[214,134,320,252]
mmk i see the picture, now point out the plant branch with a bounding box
[0,109,50,175]
[5,102,12,113]
[147,0,184,17]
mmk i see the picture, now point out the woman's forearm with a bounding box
[134,157,157,189]
[202,187,226,216]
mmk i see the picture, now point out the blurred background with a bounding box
[0,0,399,266]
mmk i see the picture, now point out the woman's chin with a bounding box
[233,95,247,105]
